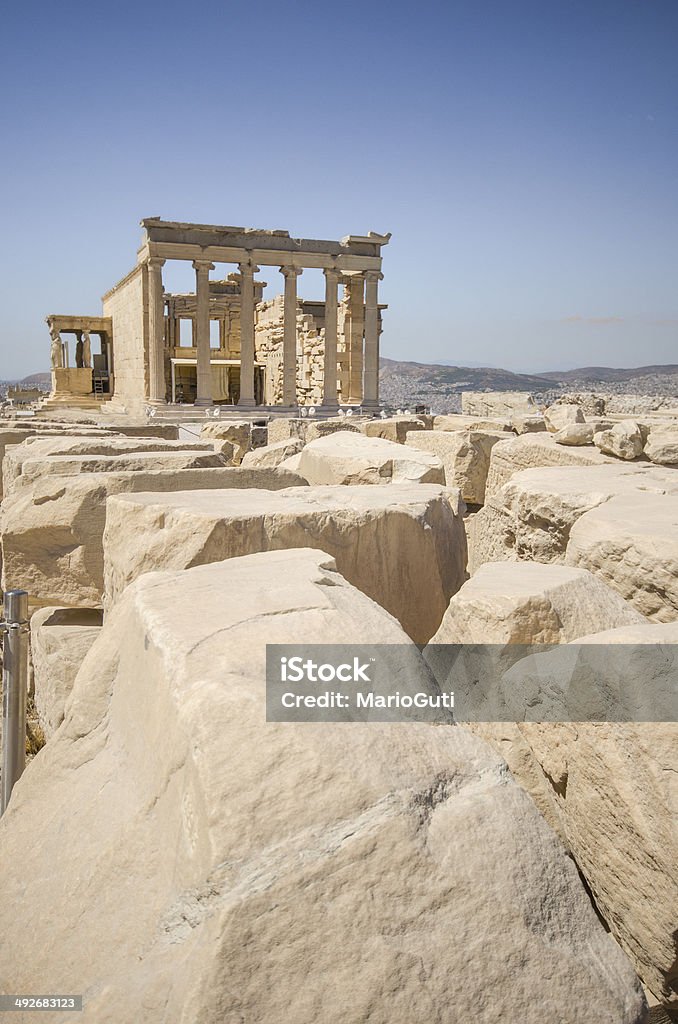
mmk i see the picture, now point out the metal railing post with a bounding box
[1,590,29,815]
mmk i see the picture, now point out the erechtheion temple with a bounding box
[45,219,390,415]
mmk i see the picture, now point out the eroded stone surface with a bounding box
[431,560,644,644]
[240,437,304,469]
[645,426,678,466]
[361,416,430,443]
[468,621,678,1004]
[433,414,513,432]
[462,391,536,418]
[544,403,585,433]
[267,416,364,445]
[565,491,678,620]
[594,421,644,461]
[102,484,466,643]
[2,436,215,495]
[30,607,103,737]
[472,463,678,569]
[553,423,595,446]
[405,428,505,503]
[296,430,445,486]
[0,550,645,1023]
[485,433,615,501]
[511,413,547,434]
[0,466,306,607]
[19,450,229,481]
[200,420,264,463]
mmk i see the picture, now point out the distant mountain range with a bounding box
[380,358,678,389]
[379,358,555,391]
[4,363,678,403]
[538,364,678,383]
[379,358,678,413]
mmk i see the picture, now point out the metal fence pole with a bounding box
[1,590,29,815]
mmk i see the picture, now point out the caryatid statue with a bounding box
[49,323,63,369]
[75,331,84,368]
[81,331,92,368]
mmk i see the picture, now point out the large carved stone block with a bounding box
[466,621,678,1005]
[468,463,678,580]
[405,428,506,504]
[296,431,445,486]
[3,436,214,495]
[0,549,645,1023]
[484,433,616,501]
[51,367,93,396]
[103,484,466,642]
[0,466,306,608]
[432,560,645,645]
[30,606,103,737]
[565,491,678,620]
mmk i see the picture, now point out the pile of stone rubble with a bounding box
[0,400,675,1023]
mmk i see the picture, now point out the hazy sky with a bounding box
[1,0,677,378]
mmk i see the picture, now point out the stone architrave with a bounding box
[193,259,215,407]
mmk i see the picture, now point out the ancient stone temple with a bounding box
[45,219,390,415]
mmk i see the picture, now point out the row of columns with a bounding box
[146,257,382,408]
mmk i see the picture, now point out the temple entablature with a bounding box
[45,217,390,416]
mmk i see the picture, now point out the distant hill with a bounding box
[19,372,51,388]
[538,364,678,383]
[378,358,678,413]
[380,358,555,391]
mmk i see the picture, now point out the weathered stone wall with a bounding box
[102,265,147,413]
[255,297,326,406]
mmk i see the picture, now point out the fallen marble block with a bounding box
[0,549,646,1023]
[431,560,645,645]
[30,606,103,737]
[0,465,306,608]
[484,433,616,501]
[103,484,466,643]
[296,430,445,485]
[469,462,678,570]
[565,490,678,620]
[405,428,505,504]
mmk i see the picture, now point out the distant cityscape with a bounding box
[2,363,678,415]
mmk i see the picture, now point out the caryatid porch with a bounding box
[139,219,390,410]
[46,315,113,402]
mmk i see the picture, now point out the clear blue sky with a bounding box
[1,0,676,378]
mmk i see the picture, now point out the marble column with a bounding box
[238,259,259,407]
[323,268,339,409]
[345,274,365,405]
[280,266,302,406]
[193,259,215,406]
[147,257,166,403]
[363,270,383,409]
